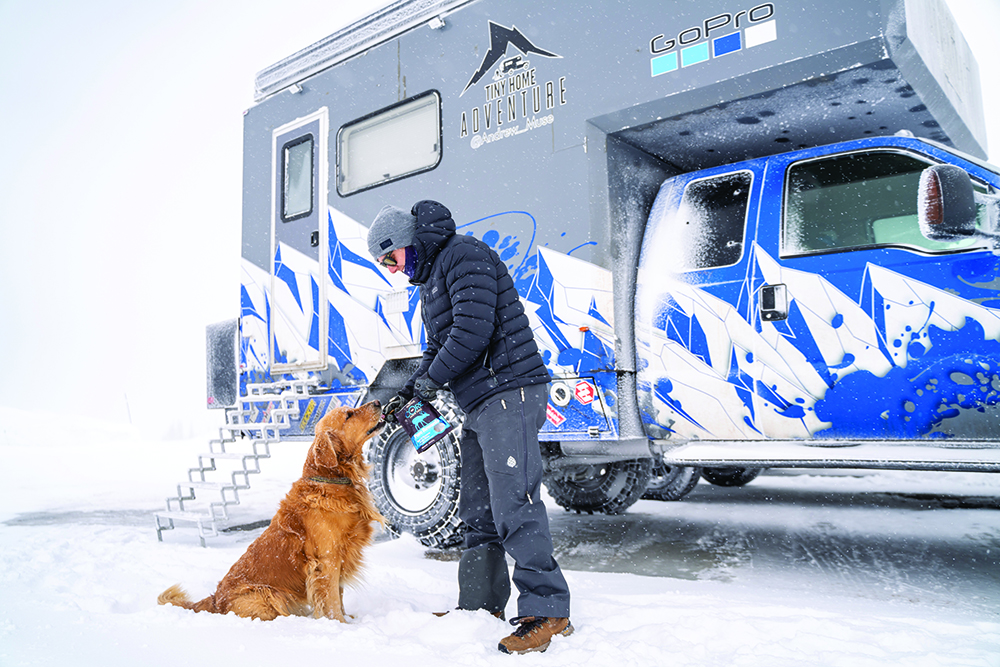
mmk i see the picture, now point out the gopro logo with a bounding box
[649,3,776,77]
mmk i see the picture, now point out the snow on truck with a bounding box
[157,0,1000,547]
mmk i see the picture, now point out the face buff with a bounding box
[402,246,418,278]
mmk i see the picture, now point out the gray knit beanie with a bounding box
[367,205,416,258]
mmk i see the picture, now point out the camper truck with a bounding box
[158,0,1000,547]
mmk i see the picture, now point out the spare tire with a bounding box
[367,394,465,549]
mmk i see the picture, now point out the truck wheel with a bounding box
[700,466,762,487]
[641,460,701,501]
[368,395,465,549]
[543,458,653,515]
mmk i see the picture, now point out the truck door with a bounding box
[635,165,764,441]
[270,109,328,373]
[754,143,998,439]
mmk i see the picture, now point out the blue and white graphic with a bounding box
[240,206,618,439]
[638,245,1000,440]
[522,248,619,437]
[241,207,418,392]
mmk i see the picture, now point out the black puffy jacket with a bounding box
[401,200,550,412]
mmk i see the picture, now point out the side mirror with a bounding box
[918,164,977,242]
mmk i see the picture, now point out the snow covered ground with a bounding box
[1,406,998,667]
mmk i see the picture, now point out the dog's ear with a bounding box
[303,428,338,475]
[314,429,340,469]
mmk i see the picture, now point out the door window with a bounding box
[782,150,986,256]
[281,135,314,222]
[664,171,753,271]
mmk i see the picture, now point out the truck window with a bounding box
[782,150,985,256]
[282,134,313,221]
[337,91,441,196]
[670,171,752,270]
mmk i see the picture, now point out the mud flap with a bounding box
[206,318,239,409]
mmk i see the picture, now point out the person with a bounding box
[367,200,573,655]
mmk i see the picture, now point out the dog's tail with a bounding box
[158,584,219,613]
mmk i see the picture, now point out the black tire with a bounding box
[641,460,701,501]
[368,394,465,549]
[700,466,762,487]
[543,458,653,515]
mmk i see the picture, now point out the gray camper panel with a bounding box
[244,0,985,272]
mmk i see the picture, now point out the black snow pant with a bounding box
[456,384,571,621]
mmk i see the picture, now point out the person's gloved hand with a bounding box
[381,394,407,423]
[414,374,443,401]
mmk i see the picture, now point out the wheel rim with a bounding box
[555,463,630,498]
[648,466,675,488]
[557,464,608,491]
[381,430,445,516]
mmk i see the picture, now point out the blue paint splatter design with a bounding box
[815,319,1000,438]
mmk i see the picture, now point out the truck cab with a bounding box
[638,135,1000,454]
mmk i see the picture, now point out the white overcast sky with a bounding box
[0,0,997,437]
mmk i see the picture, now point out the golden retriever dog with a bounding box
[158,400,385,622]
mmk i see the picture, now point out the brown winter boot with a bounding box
[497,616,574,654]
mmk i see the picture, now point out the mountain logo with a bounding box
[462,21,561,96]
[459,20,568,149]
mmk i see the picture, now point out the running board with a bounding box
[654,440,1000,473]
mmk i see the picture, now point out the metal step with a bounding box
[198,451,246,460]
[155,511,218,547]
[155,380,315,546]
[179,480,231,490]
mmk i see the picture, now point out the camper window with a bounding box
[782,150,985,256]
[282,135,313,221]
[337,91,441,196]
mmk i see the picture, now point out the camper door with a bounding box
[270,109,328,373]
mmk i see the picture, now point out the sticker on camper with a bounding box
[459,21,569,150]
[550,381,572,407]
[574,380,595,405]
[648,3,777,77]
[298,399,318,431]
[546,403,566,427]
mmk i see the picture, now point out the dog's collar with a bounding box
[309,476,353,486]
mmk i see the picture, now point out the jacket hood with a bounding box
[408,200,456,285]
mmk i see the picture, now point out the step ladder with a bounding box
[154,380,314,546]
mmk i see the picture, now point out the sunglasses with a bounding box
[378,252,398,268]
